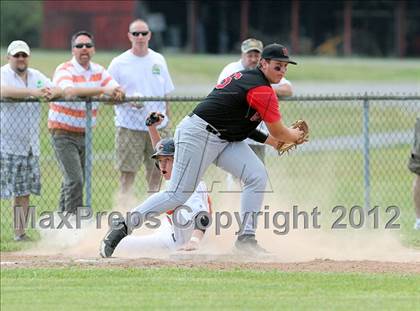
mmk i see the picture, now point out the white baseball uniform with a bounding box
[115,181,210,255]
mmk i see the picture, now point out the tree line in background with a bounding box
[0,1,42,48]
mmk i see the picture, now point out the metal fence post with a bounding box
[363,95,371,214]
[85,99,93,211]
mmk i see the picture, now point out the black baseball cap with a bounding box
[151,138,175,159]
[261,43,297,65]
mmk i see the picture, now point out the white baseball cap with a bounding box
[7,40,31,56]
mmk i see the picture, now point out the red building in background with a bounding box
[40,0,416,57]
[42,1,135,49]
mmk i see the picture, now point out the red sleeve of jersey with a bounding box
[246,86,281,123]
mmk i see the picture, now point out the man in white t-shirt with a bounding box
[1,40,62,241]
[108,19,175,194]
[217,38,294,163]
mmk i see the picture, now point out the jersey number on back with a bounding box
[216,72,243,89]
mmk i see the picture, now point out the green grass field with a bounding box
[1,51,419,311]
[1,268,420,311]
[1,49,419,87]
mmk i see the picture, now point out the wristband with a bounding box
[248,129,269,144]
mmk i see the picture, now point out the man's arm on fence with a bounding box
[62,86,122,99]
[1,85,61,101]
[54,66,124,100]
[1,85,38,98]
[272,78,293,98]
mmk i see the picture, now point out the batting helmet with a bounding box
[151,138,175,159]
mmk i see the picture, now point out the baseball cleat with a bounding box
[13,233,32,242]
[234,234,269,255]
[99,220,128,258]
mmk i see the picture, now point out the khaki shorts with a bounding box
[408,118,420,175]
[115,127,170,173]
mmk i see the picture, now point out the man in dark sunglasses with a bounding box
[70,32,96,70]
[108,19,174,195]
[1,40,62,241]
[48,30,125,218]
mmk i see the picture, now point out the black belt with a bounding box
[188,112,221,137]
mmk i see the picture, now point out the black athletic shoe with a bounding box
[14,233,32,242]
[100,220,128,258]
[234,234,268,255]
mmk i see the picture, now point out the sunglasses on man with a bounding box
[12,53,28,58]
[73,43,94,49]
[130,31,149,37]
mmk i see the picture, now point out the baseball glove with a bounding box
[276,120,309,156]
[145,112,165,127]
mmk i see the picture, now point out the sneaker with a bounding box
[14,233,32,242]
[414,220,420,230]
[234,234,268,255]
[99,220,128,258]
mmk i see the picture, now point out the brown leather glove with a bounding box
[276,120,309,156]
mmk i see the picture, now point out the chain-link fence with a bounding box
[1,95,419,248]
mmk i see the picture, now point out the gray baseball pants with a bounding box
[131,114,268,235]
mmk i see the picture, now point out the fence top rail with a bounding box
[1,94,419,103]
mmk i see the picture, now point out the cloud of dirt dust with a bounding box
[26,190,145,257]
[198,161,420,263]
[19,169,420,263]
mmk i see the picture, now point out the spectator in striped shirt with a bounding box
[48,30,124,216]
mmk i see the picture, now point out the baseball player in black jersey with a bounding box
[101,43,304,256]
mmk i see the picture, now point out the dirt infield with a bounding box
[2,203,419,274]
[1,252,420,274]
